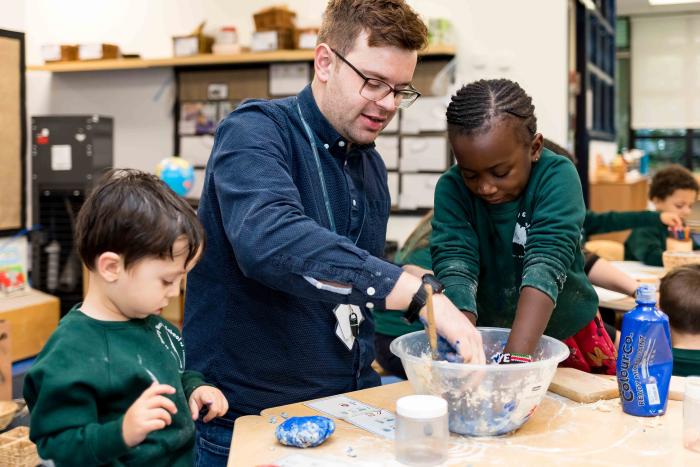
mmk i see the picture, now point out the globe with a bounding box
[156,157,195,197]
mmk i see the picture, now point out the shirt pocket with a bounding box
[361,198,391,257]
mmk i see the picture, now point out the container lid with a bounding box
[396,395,447,419]
[636,284,657,304]
[686,376,700,400]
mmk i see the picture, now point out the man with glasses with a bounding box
[184,1,484,464]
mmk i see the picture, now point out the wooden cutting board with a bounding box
[548,368,619,403]
[548,368,686,403]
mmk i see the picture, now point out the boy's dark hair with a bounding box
[318,0,428,56]
[446,79,537,146]
[660,264,700,334]
[76,169,204,271]
[649,164,699,201]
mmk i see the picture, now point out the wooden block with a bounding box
[0,289,59,361]
[548,367,619,403]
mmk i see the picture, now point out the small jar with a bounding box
[395,395,449,466]
[216,26,238,45]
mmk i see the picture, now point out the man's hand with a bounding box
[189,386,229,423]
[122,383,177,448]
[402,264,432,278]
[422,293,485,364]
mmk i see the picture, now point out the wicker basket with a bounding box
[662,251,700,271]
[0,427,39,467]
[253,6,296,31]
[0,401,18,431]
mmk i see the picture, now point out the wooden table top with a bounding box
[597,261,665,311]
[228,381,699,467]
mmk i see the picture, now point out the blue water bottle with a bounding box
[616,284,673,416]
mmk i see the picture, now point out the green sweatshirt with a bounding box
[431,149,598,340]
[625,223,700,266]
[23,305,209,466]
[672,347,700,377]
[583,210,662,243]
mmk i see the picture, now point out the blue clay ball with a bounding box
[275,416,335,448]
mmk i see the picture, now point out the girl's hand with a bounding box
[660,211,683,227]
[122,383,177,447]
[189,386,229,422]
[423,293,485,364]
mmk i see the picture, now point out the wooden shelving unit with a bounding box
[575,0,616,205]
[27,45,456,73]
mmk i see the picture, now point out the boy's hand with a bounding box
[122,383,177,448]
[660,212,683,227]
[189,386,229,422]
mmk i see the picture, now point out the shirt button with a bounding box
[339,141,346,147]
[366,302,374,309]
[352,199,357,207]
[323,143,329,149]
[367,287,375,296]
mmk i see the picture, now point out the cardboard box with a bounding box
[41,44,78,63]
[399,173,441,210]
[400,136,449,172]
[173,34,214,57]
[251,29,294,52]
[0,289,59,361]
[0,321,10,400]
[375,135,399,170]
[400,96,448,134]
[78,43,120,60]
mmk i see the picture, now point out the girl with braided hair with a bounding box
[430,78,616,373]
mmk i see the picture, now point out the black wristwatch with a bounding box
[402,274,444,324]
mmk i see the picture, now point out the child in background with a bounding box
[659,264,700,376]
[431,79,616,373]
[541,139,682,299]
[625,165,699,266]
[23,169,228,466]
[659,264,700,377]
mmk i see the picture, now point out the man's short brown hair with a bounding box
[649,164,699,201]
[318,0,428,55]
[660,264,700,334]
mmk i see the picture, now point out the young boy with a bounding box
[625,165,699,266]
[23,169,228,466]
[659,264,700,377]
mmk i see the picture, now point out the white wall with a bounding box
[25,0,569,245]
[0,0,25,32]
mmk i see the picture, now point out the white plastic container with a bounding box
[684,376,700,452]
[395,395,448,466]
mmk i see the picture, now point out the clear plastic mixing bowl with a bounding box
[390,327,569,436]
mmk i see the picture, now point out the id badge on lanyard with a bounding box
[296,100,366,351]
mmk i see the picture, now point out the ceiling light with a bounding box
[649,0,700,5]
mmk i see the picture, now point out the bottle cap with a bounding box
[636,284,657,304]
[396,395,447,419]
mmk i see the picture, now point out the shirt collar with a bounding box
[296,85,375,154]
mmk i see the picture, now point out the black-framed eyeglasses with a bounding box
[331,48,421,109]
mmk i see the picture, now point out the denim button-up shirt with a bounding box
[183,85,403,420]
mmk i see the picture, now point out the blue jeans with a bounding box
[194,417,235,467]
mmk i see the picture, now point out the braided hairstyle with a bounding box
[446,79,537,146]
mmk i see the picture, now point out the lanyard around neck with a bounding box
[296,100,337,233]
